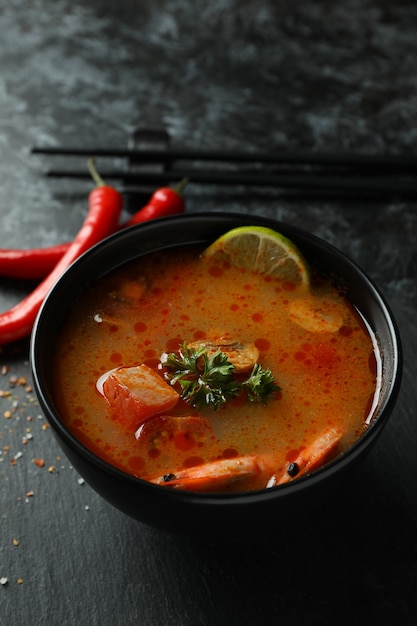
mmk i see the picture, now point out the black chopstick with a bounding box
[31,145,417,172]
[42,167,417,195]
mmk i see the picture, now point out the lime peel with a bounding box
[202,226,310,288]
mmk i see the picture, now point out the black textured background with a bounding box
[1,2,416,624]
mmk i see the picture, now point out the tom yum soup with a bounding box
[52,227,381,493]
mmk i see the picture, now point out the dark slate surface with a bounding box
[0,1,416,624]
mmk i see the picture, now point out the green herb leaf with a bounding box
[161,342,280,410]
[161,343,240,410]
[241,363,281,403]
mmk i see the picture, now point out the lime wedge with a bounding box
[202,226,310,287]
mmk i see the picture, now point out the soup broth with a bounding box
[52,243,380,492]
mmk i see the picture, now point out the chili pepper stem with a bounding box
[173,177,189,195]
[87,158,106,187]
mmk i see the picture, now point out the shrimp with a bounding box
[148,455,264,492]
[266,426,344,487]
[147,427,344,492]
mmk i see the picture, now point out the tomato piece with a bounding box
[102,364,179,429]
[135,415,214,460]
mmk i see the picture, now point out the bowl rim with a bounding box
[30,211,403,503]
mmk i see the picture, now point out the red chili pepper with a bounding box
[0,159,123,344]
[122,177,188,228]
[0,243,70,280]
[0,177,188,280]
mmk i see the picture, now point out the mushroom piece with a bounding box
[187,338,259,374]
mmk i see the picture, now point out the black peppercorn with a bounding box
[287,462,299,477]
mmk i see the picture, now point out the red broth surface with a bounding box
[52,244,380,492]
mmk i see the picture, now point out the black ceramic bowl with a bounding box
[30,213,402,536]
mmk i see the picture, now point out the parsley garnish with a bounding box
[242,363,280,403]
[161,342,280,410]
